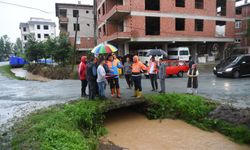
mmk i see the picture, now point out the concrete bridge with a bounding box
[103,98,146,112]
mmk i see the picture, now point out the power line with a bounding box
[0,0,53,14]
[0,0,193,37]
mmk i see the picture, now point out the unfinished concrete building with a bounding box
[97,0,236,62]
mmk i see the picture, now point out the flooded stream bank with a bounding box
[104,109,250,150]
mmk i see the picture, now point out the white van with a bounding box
[168,47,190,61]
[137,49,163,64]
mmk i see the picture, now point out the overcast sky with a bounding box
[0,0,93,42]
[0,0,247,42]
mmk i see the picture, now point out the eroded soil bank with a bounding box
[104,110,250,150]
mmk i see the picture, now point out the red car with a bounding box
[164,60,189,77]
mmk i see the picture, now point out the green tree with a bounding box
[0,37,4,61]
[24,34,73,65]
[0,35,14,61]
[25,35,45,62]
[52,34,73,66]
[14,38,23,57]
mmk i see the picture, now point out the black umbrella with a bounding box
[146,49,168,57]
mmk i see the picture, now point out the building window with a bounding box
[195,0,204,9]
[103,24,106,35]
[76,37,81,44]
[44,34,49,38]
[145,17,160,35]
[145,0,160,11]
[195,19,204,31]
[37,25,40,29]
[236,8,242,15]
[176,0,185,7]
[216,0,226,16]
[98,28,101,38]
[37,34,41,38]
[102,3,105,15]
[23,27,26,32]
[117,0,123,5]
[216,21,226,37]
[86,10,89,14]
[59,9,67,17]
[74,24,80,31]
[24,35,27,41]
[175,18,185,31]
[235,38,241,43]
[235,20,242,29]
[44,25,49,30]
[73,10,79,17]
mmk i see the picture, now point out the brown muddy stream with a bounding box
[104,110,250,150]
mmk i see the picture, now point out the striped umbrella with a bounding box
[91,43,118,55]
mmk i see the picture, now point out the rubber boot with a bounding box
[117,89,121,98]
[132,90,137,97]
[111,89,115,97]
[136,91,142,98]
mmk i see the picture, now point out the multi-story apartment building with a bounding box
[55,2,94,52]
[97,0,236,62]
[19,17,56,43]
[235,1,250,54]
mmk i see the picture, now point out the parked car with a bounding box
[165,60,189,77]
[168,47,190,61]
[213,54,250,78]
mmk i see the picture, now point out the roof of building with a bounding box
[55,3,93,16]
[19,17,56,28]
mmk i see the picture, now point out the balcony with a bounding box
[59,17,69,23]
[99,32,131,43]
[105,5,130,22]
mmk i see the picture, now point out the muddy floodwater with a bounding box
[104,110,250,150]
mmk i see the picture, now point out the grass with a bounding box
[10,94,250,149]
[145,93,250,144]
[0,65,25,80]
[11,100,107,150]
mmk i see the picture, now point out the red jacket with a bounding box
[78,56,87,80]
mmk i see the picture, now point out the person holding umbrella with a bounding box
[132,55,147,98]
[149,56,158,91]
[106,54,123,98]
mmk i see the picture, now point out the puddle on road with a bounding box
[11,68,49,82]
[104,110,250,150]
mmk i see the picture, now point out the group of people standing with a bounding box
[78,54,199,100]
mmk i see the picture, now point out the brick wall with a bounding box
[97,0,236,41]
[69,37,95,49]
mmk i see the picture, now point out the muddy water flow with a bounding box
[104,110,250,150]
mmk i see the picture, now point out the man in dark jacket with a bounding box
[87,57,98,100]
[78,56,87,97]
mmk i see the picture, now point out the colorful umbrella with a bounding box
[91,43,118,54]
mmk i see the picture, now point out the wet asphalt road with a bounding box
[0,61,250,126]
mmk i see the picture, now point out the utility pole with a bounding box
[93,0,97,46]
[71,12,79,73]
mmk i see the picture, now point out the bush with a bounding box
[146,93,217,121]
[145,93,250,144]
[11,100,107,150]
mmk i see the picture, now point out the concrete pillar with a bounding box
[118,44,124,56]
[162,43,168,51]
[124,42,129,55]
[191,43,198,63]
